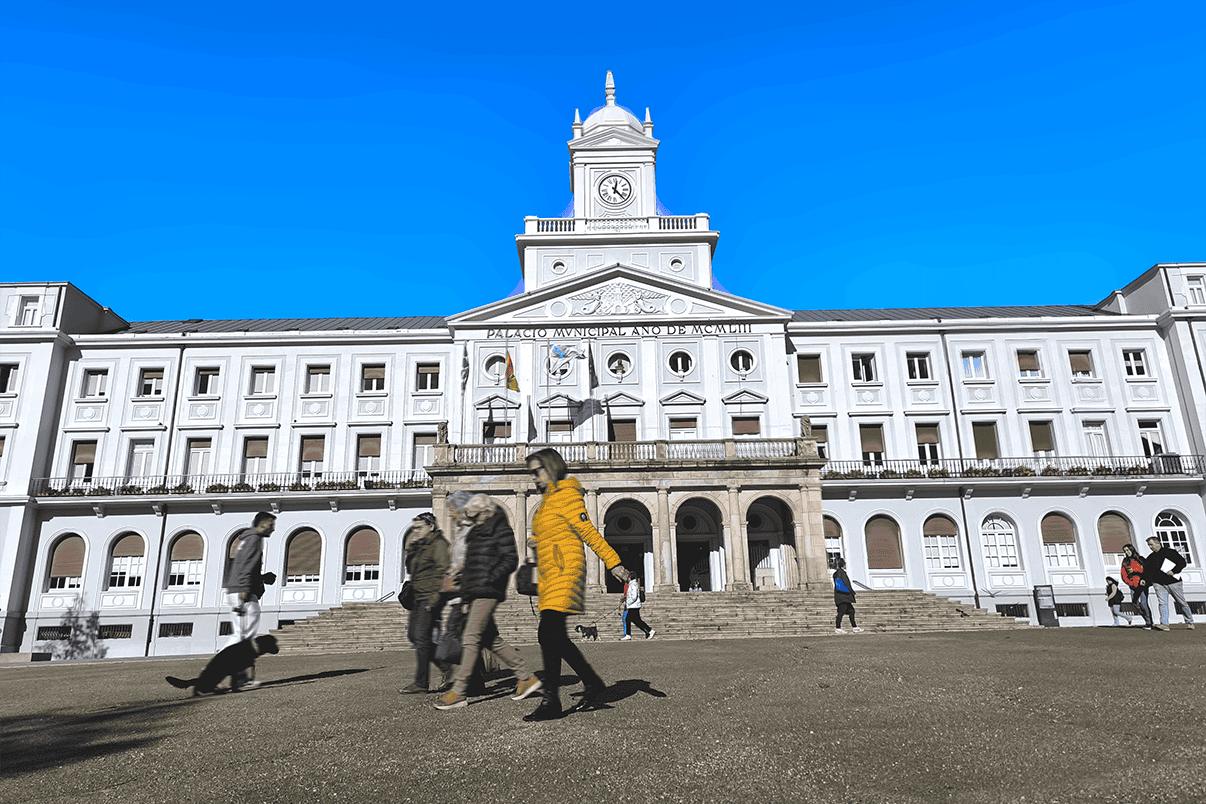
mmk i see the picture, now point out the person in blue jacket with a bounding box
[833,558,863,634]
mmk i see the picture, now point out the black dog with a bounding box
[574,624,599,641]
[166,635,279,695]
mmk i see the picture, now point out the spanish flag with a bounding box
[505,353,519,392]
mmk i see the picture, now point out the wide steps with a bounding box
[270,590,1026,653]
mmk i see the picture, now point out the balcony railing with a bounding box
[821,454,1205,481]
[447,438,807,466]
[31,470,432,498]
[524,214,710,235]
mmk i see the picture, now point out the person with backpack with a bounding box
[1104,576,1132,626]
[1120,543,1153,630]
[621,575,655,641]
[833,557,863,634]
[400,512,451,694]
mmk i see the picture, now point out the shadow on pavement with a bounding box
[260,668,371,687]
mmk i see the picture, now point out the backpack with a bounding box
[639,586,646,603]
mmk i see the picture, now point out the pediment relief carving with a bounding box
[568,282,668,316]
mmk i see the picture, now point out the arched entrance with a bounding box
[675,497,724,592]
[747,496,796,590]
[603,500,653,594]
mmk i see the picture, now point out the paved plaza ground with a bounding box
[2,626,1204,804]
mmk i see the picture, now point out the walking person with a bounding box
[434,492,542,710]
[621,576,655,640]
[523,447,632,722]
[1142,536,1195,631]
[1104,576,1132,626]
[222,511,278,688]
[833,558,863,634]
[400,512,451,693]
[1120,543,1153,630]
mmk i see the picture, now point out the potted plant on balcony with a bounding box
[257,482,281,492]
[822,470,846,480]
[1012,466,1036,478]
[231,482,255,493]
[146,484,170,494]
[206,483,230,494]
[1091,465,1115,477]
[287,481,311,492]
[1041,465,1062,477]
[171,482,194,494]
[117,484,144,495]
[927,467,950,478]
[902,468,924,478]
[1065,465,1089,477]
[86,486,113,496]
[879,469,901,479]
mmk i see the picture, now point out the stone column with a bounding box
[514,491,530,560]
[585,488,603,591]
[797,478,828,588]
[432,489,449,542]
[726,484,753,590]
[653,487,675,592]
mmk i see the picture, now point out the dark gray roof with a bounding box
[791,305,1107,323]
[124,316,448,335]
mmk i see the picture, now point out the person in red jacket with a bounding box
[1120,543,1152,630]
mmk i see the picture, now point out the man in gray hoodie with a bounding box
[223,512,277,686]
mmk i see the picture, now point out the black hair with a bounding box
[253,511,276,527]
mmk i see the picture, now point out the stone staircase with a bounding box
[270,589,1028,654]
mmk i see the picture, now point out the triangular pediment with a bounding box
[722,389,769,406]
[602,391,645,407]
[536,393,582,409]
[448,263,790,330]
[474,393,521,411]
[568,127,658,151]
[660,390,706,406]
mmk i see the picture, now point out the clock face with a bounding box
[598,174,633,206]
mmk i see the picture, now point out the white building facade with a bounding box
[1,75,1203,658]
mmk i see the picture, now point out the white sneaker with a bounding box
[645,630,656,640]
[852,627,864,633]
[620,635,632,641]
[834,628,846,635]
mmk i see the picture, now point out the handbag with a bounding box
[399,581,415,610]
[434,605,467,664]
[515,561,538,597]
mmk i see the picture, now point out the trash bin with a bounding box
[1153,453,1183,475]
[1033,584,1060,628]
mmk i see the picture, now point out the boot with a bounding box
[522,690,563,722]
[567,681,606,714]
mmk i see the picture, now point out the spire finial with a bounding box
[605,71,615,106]
[574,108,581,124]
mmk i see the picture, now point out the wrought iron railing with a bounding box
[450,438,806,466]
[31,469,432,498]
[821,454,1204,481]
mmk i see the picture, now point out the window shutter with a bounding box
[813,425,828,444]
[73,442,97,464]
[414,434,437,446]
[670,417,697,430]
[548,421,573,433]
[244,438,269,458]
[1097,513,1131,555]
[610,420,637,442]
[923,515,958,537]
[823,516,841,541]
[363,365,385,380]
[915,425,940,445]
[171,532,204,561]
[1068,351,1093,374]
[111,533,144,558]
[301,437,325,461]
[865,516,903,570]
[287,530,322,575]
[797,355,822,383]
[1017,351,1039,372]
[358,435,381,458]
[732,417,760,435]
[345,528,380,566]
[972,423,998,460]
[1029,422,1054,452]
[1041,513,1076,544]
[50,535,85,577]
[859,425,884,453]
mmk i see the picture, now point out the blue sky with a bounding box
[2,0,1203,322]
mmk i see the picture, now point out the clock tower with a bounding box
[569,71,659,219]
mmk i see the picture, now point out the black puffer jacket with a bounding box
[459,507,519,602]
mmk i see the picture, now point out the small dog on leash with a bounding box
[574,624,599,641]
[166,635,279,695]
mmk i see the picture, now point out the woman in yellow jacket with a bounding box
[523,447,631,721]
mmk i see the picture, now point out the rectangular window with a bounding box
[1138,420,1165,458]
[813,425,828,460]
[194,367,220,396]
[71,440,97,481]
[982,531,1019,569]
[962,351,988,380]
[859,424,885,467]
[250,367,275,396]
[305,365,331,394]
[851,354,876,383]
[1016,350,1042,378]
[415,363,440,391]
[186,438,212,476]
[126,439,155,478]
[669,417,697,440]
[547,420,574,443]
[732,416,760,436]
[1187,276,1206,305]
[915,424,940,465]
[906,353,931,381]
[1029,421,1056,458]
[82,369,108,398]
[482,421,512,443]
[300,436,325,476]
[1083,421,1110,458]
[357,434,381,475]
[924,535,960,570]
[1043,542,1080,569]
[1068,351,1094,378]
[18,296,39,326]
[361,364,386,393]
[242,437,269,475]
[0,364,19,393]
[972,422,999,460]
[608,419,637,443]
[1122,350,1147,377]
[108,555,144,589]
[413,433,437,471]
[797,355,822,383]
[137,368,164,397]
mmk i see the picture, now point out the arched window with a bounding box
[286,529,322,584]
[108,533,145,589]
[1041,513,1079,568]
[981,515,1019,569]
[823,516,844,570]
[344,527,381,582]
[48,535,85,590]
[923,515,960,570]
[1097,513,1132,566]
[167,531,204,587]
[865,516,903,570]
[1154,511,1193,564]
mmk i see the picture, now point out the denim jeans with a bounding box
[407,598,446,688]
[1130,586,1152,626]
[1109,603,1132,625]
[450,598,533,696]
[1152,581,1195,625]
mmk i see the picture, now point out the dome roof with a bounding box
[581,72,645,134]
